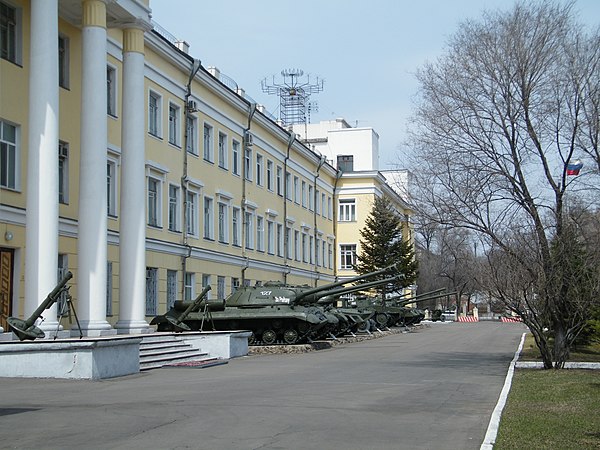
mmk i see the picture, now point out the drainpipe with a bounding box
[282,132,296,284]
[241,103,257,285]
[332,168,343,282]
[312,154,326,286]
[181,59,202,301]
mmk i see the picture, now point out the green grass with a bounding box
[494,370,600,449]
[519,334,600,362]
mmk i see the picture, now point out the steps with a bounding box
[139,334,223,371]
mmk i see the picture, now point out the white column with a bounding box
[115,27,150,334]
[24,0,60,332]
[77,0,113,335]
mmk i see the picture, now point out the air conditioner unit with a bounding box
[187,100,198,112]
[244,131,254,147]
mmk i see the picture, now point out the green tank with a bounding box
[152,266,398,345]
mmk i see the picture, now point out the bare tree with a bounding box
[408,1,600,368]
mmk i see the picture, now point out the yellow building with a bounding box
[0,0,412,336]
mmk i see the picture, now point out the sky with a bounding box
[150,0,600,169]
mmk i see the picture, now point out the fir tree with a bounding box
[355,196,418,296]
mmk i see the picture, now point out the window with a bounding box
[58,141,69,204]
[285,226,292,259]
[107,66,117,117]
[285,172,291,200]
[217,276,226,300]
[294,230,300,261]
[168,184,180,232]
[337,154,354,172]
[339,198,356,221]
[310,236,314,264]
[58,34,69,89]
[147,177,160,227]
[184,272,194,301]
[308,185,314,211]
[57,255,69,317]
[293,176,299,203]
[168,103,180,146]
[256,154,263,186]
[232,207,240,246]
[276,166,282,196]
[167,270,177,309]
[232,140,240,175]
[203,123,213,162]
[322,193,327,217]
[203,196,213,239]
[276,223,283,257]
[340,244,357,269]
[218,202,228,243]
[327,196,332,219]
[231,277,240,294]
[145,267,158,315]
[0,120,18,189]
[315,189,320,214]
[256,216,264,251]
[218,132,227,169]
[244,147,252,181]
[302,233,308,263]
[186,190,198,236]
[106,159,117,216]
[328,242,333,268]
[267,220,274,255]
[148,91,161,137]
[266,160,273,191]
[186,115,198,155]
[301,180,307,207]
[202,274,211,299]
[1,2,20,64]
[245,210,254,249]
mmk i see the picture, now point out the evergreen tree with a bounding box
[355,196,418,296]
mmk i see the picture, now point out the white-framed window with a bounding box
[168,102,181,146]
[145,267,158,315]
[309,235,314,264]
[147,177,161,227]
[168,184,180,232]
[167,269,177,309]
[327,196,332,219]
[328,242,333,268]
[340,244,357,269]
[186,189,199,236]
[285,172,292,200]
[232,139,240,175]
[148,90,162,137]
[339,198,356,221]
[218,201,228,243]
[203,122,213,162]
[276,166,282,196]
[266,160,274,191]
[285,226,292,259]
[218,132,227,169]
[0,120,19,190]
[294,230,300,261]
[58,34,69,89]
[1,1,21,64]
[232,207,241,246]
[315,189,320,214]
[276,223,283,257]
[231,277,240,294]
[302,232,308,263]
[217,276,226,300]
[256,154,263,186]
[308,185,314,211]
[267,220,274,255]
[58,141,69,204]
[256,215,264,252]
[202,274,211,299]
[186,115,198,155]
[293,176,299,203]
[203,196,214,239]
[184,272,195,301]
[322,193,327,217]
[301,180,307,207]
[107,157,118,217]
[107,65,117,117]
[244,146,252,181]
[245,210,254,249]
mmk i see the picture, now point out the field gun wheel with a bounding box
[248,331,257,345]
[375,313,389,327]
[283,328,299,344]
[357,321,370,333]
[262,329,278,345]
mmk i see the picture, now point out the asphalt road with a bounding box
[0,321,525,450]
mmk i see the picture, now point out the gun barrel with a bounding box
[400,291,457,307]
[302,275,403,305]
[24,271,73,328]
[176,285,212,323]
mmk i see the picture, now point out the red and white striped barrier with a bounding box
[457,316,479,322]
[501,317,522,323]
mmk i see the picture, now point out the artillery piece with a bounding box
[150,285,219,332]
[151,266,399,345]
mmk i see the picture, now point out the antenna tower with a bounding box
[261,69,324,127]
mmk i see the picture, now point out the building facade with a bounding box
[0,0,412,336]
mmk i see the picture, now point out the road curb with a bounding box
[480,331,526,450]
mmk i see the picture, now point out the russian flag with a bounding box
[566,160,583,176]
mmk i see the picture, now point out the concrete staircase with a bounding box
[139,334,225,371]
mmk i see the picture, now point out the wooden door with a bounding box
[0,249,14,330]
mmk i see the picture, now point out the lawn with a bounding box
[494,369,600,449]
[519,334,600,362]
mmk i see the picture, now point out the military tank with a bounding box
[152,266,399,345]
